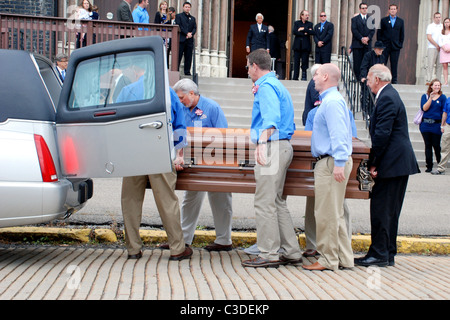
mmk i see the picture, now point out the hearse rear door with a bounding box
[56,36,174,178]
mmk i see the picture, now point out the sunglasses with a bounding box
[320,15,327,17]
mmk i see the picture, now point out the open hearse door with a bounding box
[56,36,174,179]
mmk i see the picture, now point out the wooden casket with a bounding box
[175,127,371,199]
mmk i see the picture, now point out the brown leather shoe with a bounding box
[204,243,233,252]
[127,250,143,260]
[169,247,193,261]
[302,261,328,271]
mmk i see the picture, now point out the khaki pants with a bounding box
[121,166,185,256]
[437,125,450,172]
[427,48,443,83]
[254,140,302,261]
[314,156,353,270]
[304,196,352,251]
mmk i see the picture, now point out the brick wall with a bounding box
[0,0,56,17]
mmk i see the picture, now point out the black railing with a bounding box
[339,46,376,128]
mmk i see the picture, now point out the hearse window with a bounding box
[68,51,155,109]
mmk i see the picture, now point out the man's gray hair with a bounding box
[369,64,392,82]
[255,13,264,20]
[173,78,200,95]
[55,53,68,61]
[310,64,321,76]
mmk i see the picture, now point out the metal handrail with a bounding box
[339,46,376,128]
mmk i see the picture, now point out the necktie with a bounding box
[61,69,65,80]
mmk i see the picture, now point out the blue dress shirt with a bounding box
[305,106,358,138]
[311,87,353,167]
[183,95,228,129]
[170,88,188,149]
[250,72,295,144]
[132,6,149,23]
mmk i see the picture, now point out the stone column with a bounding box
[218,0,228,78]
[199,0,211,77]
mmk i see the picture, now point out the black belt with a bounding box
[423,118,441,124]
[316,154,331,161]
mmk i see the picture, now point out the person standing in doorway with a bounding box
[246,13,270,53]
[378,4,405,84]
[292,10,314,81]
[313,12,334,64]
[176,2,197,76]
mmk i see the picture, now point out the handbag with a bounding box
[413,108,424,125]
[357,160,375,192]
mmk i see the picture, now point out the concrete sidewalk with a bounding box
[0,244,449,301]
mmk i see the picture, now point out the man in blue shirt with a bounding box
[132,0,150,24]
[303,63,354,271]
[241,49,302,268]
[121,87,192,261]
[173,78,234,252]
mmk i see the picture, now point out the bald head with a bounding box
[313,63,341,93]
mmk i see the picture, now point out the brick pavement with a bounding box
[0,245,449,301]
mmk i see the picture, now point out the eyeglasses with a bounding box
[320,15,327,17]
[361,7,368,10]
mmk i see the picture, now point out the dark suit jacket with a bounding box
[360,51,385,79]
[351,15,375,49]
[378,16,405,51]
[269,32,281,59]
[369,84,420,178]
[117,1,133,22]
[292,20,314,52]
[175,12,197,43]
[313,21,334,53]
[246,24,269,51]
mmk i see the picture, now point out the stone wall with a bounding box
[0,0,56,17]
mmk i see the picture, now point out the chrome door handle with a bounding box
[139,121,163,129]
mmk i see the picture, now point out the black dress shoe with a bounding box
[204,243,233,252]
[354,256,388,267]
[127,251,143,260]
[241,257,280,268]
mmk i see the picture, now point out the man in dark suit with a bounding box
[355,64,420,268]
[377,4,405,84]
[351,3,375,81]
[246,13,270,53]
[175,2,197,76]
[313,12,334,64]
[117,0,133,22]
[292,10,315,81]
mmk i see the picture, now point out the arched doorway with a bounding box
[230,0,291,78]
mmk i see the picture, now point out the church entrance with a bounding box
[230,0,291,78]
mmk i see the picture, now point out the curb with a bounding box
[0,227,449,255]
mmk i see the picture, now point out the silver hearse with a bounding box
[0,36,175,227]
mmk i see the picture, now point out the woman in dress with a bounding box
[420,79,446,172]
[76,0,92,48]
[439,18,450,86]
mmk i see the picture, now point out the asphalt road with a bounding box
[70,166,450,236]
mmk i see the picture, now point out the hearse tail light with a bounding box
[34,134,58,182]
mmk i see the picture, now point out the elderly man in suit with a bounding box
[175,2,197,76]
[117,0,133,22]
[377,4,405,84]
[351,3,375,81]
[313,12,334,64]
[355,64,420,267]
[292,10,315,81]
[246,13,270,53]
